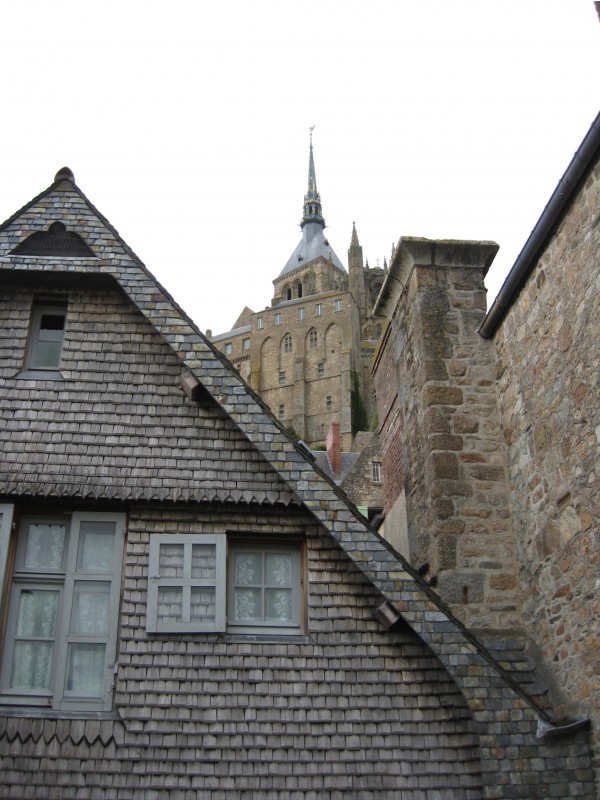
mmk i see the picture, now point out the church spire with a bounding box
[301,127,325,229]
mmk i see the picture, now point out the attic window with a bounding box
[26,302,67,370]
[11,222,95,258]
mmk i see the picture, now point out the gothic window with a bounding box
[297,283,303,298]
[308,329,318,348]
[286,288,292,301]
[283,334,293,353]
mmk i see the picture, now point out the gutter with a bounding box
[480,110,600,338]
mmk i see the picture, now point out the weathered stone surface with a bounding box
[493,154,600,785]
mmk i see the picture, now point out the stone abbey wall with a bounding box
[492,155,600,780]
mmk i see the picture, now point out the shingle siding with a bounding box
[0,505,484,799]
[0,285,294,506]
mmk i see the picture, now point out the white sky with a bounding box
[0,1,598,335]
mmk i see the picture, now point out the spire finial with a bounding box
[351,221,360,247]
[301,126,325,230]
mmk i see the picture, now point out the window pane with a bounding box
[265,553,292,586]
[157,586,183,624]
[23,523,66,570]
[234,553,262,586]
[234,588,261,620]
[11,641,54,691]
[16,589,59,637]
[34,340,63,368]
[265,588,292,622]
[159,543,184,577]
[191,543,216,579]
[66,643,105,696]
[191,587,216,623]
[12,589,59,691]
[40,314,65,333]
[71,582,110,635]
[77,521,115,571]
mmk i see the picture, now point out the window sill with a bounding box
[145,632,313,644]
[0,706,121,720]
[16,369,65,380]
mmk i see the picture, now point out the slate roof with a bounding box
[312,450,360,484]
[279,220,345,277]
[0,170,594,796]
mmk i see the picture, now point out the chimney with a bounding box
[326,422,341,478]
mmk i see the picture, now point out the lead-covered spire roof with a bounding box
[301,128,325,229]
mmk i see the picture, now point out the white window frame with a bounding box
[326,395,333,411]
[315,303,323,317]
[372,462,382,484]
[257,317,264,330]
[317,362,325,378]
[278,404,285,419]
[147,535,303,636]
[297,307,305,320]
[227,543,302,635]
[242,338,250,351]
[274,313,282,326]
[334,299,343,312]
[278,370,285,385]
[147,534,226,633]
[26,302,67,371]
[0,511,125,712]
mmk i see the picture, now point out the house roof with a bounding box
[0,168,557,730]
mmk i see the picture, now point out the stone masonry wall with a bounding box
[493,156,600,780]
[374,240,521,630]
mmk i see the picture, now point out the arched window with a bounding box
[286,288,292,301]
[283,334,293,353]
[309,329,318,348]
[297,283,303,298]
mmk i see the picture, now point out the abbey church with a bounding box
[209,134,385,452]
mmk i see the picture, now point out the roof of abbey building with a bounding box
[279,131,345,278]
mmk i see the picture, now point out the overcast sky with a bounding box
[1,1,598,335]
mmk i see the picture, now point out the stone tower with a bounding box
[211,133,385,451]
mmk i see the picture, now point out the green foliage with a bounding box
[285,425,299,441]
